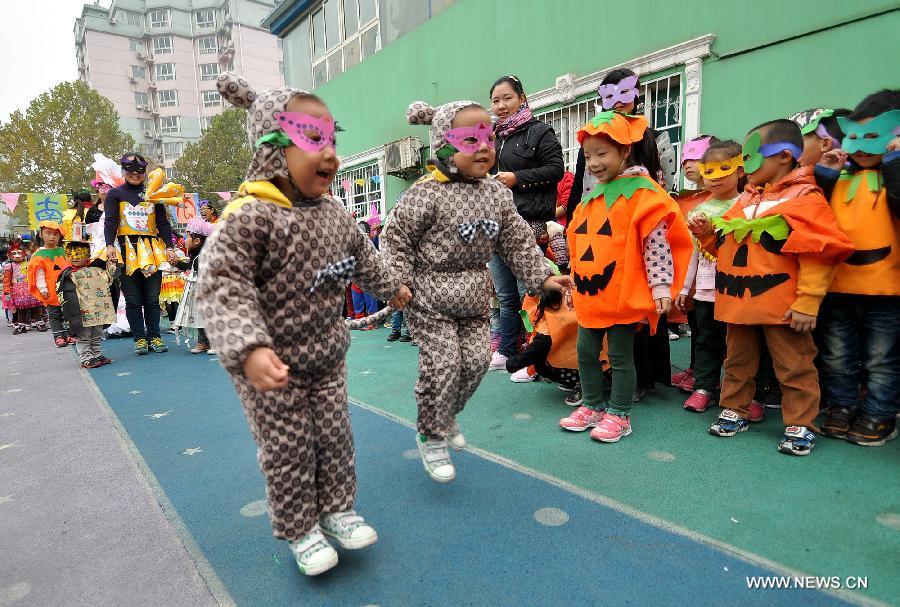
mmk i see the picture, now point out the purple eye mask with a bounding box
[597,75,639,110]
[444,122,495,154]
[275,112,336,152]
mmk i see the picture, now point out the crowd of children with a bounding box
[4,68,895,580]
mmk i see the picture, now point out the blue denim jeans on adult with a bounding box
[391,310,406,332]
[120,269,162,341]
[818,293,900,420]
[488,253,527,357]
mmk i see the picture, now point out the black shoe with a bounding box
[398,333,412,342]
[820,406,855,439]
[387,331,400,342]
[846,414,898,446]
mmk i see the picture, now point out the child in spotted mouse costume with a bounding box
[381,100,572,484]
[196,73,411,577]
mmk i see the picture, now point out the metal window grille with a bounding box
[333,162,382,220]
[535,72,683,181]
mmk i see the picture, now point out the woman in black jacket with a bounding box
[488,75,565,370]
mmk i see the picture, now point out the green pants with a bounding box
[577,324,636,415]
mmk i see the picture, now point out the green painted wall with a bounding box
[279,0,899,207]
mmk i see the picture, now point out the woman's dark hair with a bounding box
[490,75,525,99]
[702,140,748,191]
[187,232,208,260]
[121,151,147,164]
[848,89,900,121]
[599,68,639,87]
[534,289,563,326]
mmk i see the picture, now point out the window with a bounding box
[195,10,215,28]
[534,72,684,187]
[160,116,180,134]
[163,142,183,159]
[118,10,143,27]
[201,116,215,131]
[198,35,217,54]
[307,0,380,88]
[134,92,149,108]
[153,36,173,54]
[165,167,176,179]
[131,65,146,79]
[333,162,382,219]
[149,9,170,28]
[202,90,221,107]
[139,118,153,133]
[155,63,175,81]
[129,39,143,53]
[157,90,178,108]
[199,63,219,81]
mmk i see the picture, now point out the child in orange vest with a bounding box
[28,220,73,346]
[690,119,854,456]
[559,111,692,442]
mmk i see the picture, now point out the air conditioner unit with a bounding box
[142,129,154,138]
[138,104,150,111]
[108,13,118,24]
[128,76,137,83]
[383,136,423,179]
[147,79,157,89]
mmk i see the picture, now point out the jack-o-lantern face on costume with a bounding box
[571,215,616,295]
[710,215,799,323]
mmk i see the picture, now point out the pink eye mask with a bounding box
[444,122,495,154]
[275,112,336,152]
[597,75,639,110]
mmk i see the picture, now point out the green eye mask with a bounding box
[838,110,900,155]
[436,143,459,161]
[742,131,764,174]
[255,130,292,149]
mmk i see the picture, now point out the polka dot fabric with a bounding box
[381,175,552,438]
[197,194,400,540]
[216,72,309,183]
[406,100,479,153]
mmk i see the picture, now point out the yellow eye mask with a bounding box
[697,155,743,180]
[65,245,90,262]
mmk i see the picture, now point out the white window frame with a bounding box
[129,38,144,53]
[153,36,173,54]
[160,116,180,134]
[164,167,176,179]
[332,146,385,218]
[134,91,149,108]
[131,65,146,79]
[200,116,215,131]
[529,34,714,190]
[155,62,175,81]
[119,10,143,27]
[202,90,222,108]
[309,0,380,88]
[198,35,218,54]
[199,63,219,81]
[157,89,178,108]
[195,10,216,28]
[163,142,183,159]
[149,9,170,28]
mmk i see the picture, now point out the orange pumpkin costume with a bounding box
[700,167,855,324]
[28,248,71,307]
[521,293,579,370]
[827,170,900,295]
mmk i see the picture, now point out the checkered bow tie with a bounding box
[309,256,356,292]
[458,219,500,243]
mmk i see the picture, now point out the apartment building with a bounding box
[75,0,284,177]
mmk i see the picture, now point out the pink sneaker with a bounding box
[684,389,714,413]
[560,406,605,432]
[590,412,632,443]
[671,368,692,385]
[748,400,765,422]
[678,374,696,393]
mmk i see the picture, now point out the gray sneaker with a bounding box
[320,510,378,549]
[447,421,466,451]
[416,433,456,483]
[289,526,338,576]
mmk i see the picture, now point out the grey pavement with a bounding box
[0,328,221,607]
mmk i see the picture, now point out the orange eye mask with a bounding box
[697,155,743,180]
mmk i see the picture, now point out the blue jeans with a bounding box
[391,310,406,333]
[351,289,378,316]
[818,294,900,420]
[488,253,527,357]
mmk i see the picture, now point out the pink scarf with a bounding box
[494,103,534,139]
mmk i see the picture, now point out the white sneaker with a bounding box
[416,433,456,482]
[289,526,338,576]
[489,351,508,371]
[668,330,679,341]
[447,420,466,451]
[510,367,536,383]
[320,510,378,549]
[207,348,216,355]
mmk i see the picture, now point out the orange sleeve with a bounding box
[2,265,11,295]
[792,256,837,316]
